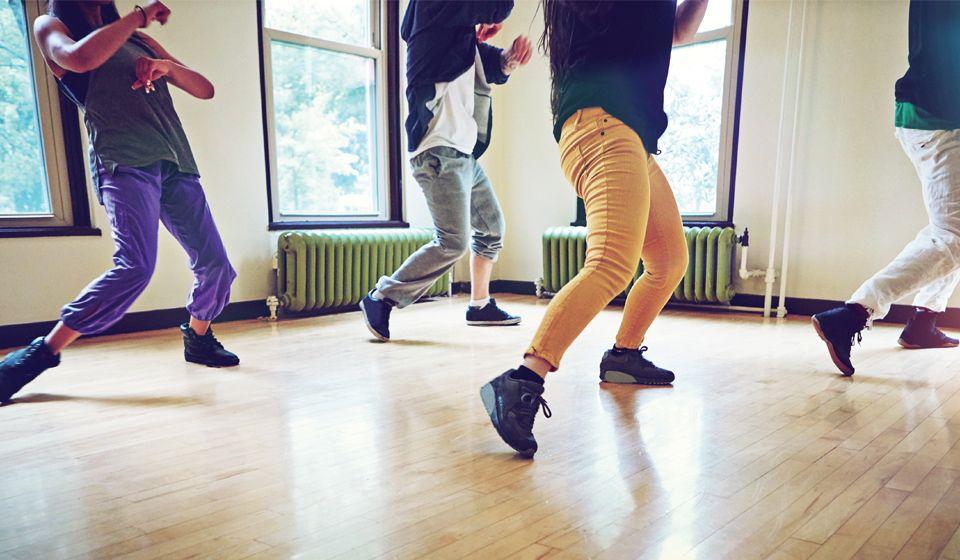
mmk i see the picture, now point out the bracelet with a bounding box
[134,5,148,27]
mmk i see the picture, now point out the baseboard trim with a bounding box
[0,300,269,349]
[458,279,960,329]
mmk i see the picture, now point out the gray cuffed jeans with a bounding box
[376,146,505,308]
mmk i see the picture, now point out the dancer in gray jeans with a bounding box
[361,0,532,341]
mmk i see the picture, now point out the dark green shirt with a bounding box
[81,36,198,181]
[894,1,960,127]
[551,1,677,154]
[895,101,960,130]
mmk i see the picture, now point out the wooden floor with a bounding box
[3,294,960,560]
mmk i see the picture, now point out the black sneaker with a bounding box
[466,298,521,326]
[181,324,240,367]
[479,370,551,457]
[0,337,60,403]
[812,304,867,376]
[360,291,393,341]
[899,308,959,349]
[599,346,675,385]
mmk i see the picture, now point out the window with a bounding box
[657,0,747,224]
[0,0,92,236]
[259,0,404,229]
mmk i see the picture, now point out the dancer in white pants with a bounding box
[813,1,960,376]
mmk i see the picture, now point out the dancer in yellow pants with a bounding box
[480,0,709,456]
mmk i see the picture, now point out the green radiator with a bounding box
[540,226,738,304]
[277,229,451,313]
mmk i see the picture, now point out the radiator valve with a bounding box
[265,296,280,322]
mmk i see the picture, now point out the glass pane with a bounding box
[271,41,379,217]
[0,1,51,216]
[265,0,372,47]
[659,40,726,216]
[699,0,732,33]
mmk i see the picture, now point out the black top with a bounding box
[552,0,677,154]
[402,0,512,155]
[894,0,960,124]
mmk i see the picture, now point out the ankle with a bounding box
[514,365,545,385]
[469,296,491,308]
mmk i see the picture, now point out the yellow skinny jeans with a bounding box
[526,108,688,371]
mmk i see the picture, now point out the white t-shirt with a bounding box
[411,61,477,158]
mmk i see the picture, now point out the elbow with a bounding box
[200,85,215,100]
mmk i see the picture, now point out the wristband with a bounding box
[134,5,148,27]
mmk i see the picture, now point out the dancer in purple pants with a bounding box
[0,0,238,404]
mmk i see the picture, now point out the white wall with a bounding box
[488,0,947,310]
[0,0,445,328]
[2,0,946,329]
[0,0,274,327]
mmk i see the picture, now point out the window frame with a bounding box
[257,0,407,231]
[674,0,749,227]
[0,0,96,238]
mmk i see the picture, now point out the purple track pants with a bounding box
[61,162,236,335]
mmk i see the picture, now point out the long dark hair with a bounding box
[48,0,120,41]
[539,1,614,116]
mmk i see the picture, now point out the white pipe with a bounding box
[777,0,809,319]
[764,0,798,318]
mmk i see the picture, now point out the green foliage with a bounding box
[659,40,725,216]
[267,0,378,216]
[0,0,50,215]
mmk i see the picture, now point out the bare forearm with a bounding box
[52,12,141,73]
[674,0,709,46]
[166,63,214,99]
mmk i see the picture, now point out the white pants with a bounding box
[850,127,960,321]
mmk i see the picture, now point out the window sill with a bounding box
[0,226,103,239]
[269,220,410,231]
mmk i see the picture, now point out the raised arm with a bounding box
[33,0,170,76]
[674,0,709,46]
[134,32,215,100]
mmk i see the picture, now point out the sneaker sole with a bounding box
[467,318,522,326]
[359,299,389,342]
[600,371,673,385]
[897,337,960,350]
[479,382,536,458]
[185,354,240,368]
[812,316,854,376]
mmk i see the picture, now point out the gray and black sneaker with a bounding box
[0,337,60,403]
[479,369,551,457]
[599,346,675,385]
[466,299,521,326]
[181,324,240,367]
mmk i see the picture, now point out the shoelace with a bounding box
[615,345,656,367]
[198,330,225,350]
[517,392,552,430]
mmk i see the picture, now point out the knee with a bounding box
[584,255,637,295]
[117,253,157,290]
[436,232,471,260]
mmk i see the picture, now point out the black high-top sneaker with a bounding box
[0,337,60,403]
[181,324,240,367]
[812,304,868,376]
[479,370,551,457]
[466,298,521,326]
[599,346,675,385]
[899,308,959,349]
